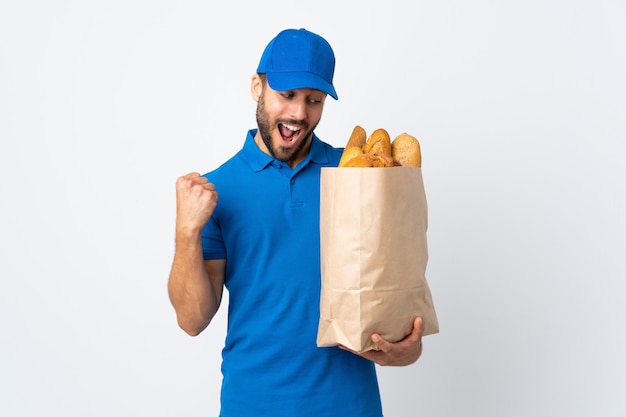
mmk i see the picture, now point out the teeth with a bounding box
[282,123,300,132]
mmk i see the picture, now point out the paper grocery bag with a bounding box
[316,167,439,352]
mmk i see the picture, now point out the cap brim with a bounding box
[266,72,338,100]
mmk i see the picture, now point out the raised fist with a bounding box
[175,172,219,235]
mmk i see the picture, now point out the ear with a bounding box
[250,74,263,102]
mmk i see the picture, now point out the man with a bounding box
[168,28,424,417]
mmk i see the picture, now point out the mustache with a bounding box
[278,119,307,128]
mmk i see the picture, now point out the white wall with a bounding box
[1,1,624,416]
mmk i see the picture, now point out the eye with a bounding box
[281,92,294,99]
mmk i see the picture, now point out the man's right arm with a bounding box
[167,173,223,336]
[168,242,225,336]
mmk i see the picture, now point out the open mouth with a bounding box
[278,123,301,144]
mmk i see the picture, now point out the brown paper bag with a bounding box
[316,166,439,352]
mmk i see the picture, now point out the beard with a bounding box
[256,92,319,165]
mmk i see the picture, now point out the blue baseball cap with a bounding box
[256,28,338,100]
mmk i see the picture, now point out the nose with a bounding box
[287,98,307,121]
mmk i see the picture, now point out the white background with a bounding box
[1,1,625,416]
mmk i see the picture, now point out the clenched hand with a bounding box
[175,172,219,237]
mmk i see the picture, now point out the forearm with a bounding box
[168,232,221,336]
